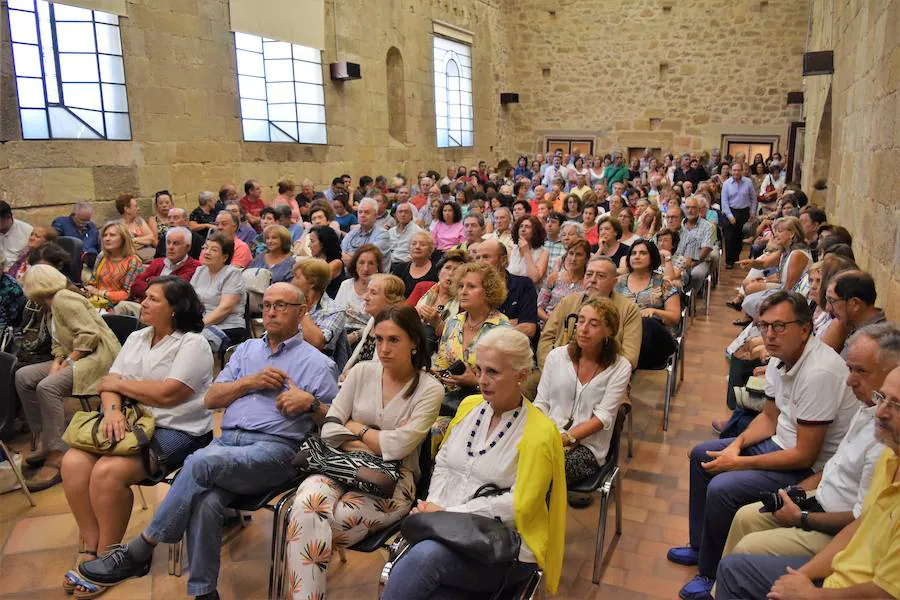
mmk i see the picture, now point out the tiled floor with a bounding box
[0,268,742,599]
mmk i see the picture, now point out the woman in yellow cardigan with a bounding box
[381,327,567,599]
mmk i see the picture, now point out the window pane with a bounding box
[59,53,99,82]
[101,83,128,112]
[98,54,125,83]
[263,40,291,59]
[235,32,262,52]
[298,123,326,145]
[44,74,60,103]
[291,45,319,63]
[55,22,96,52]
[7,0,36,11]
[462,130,473,146]
[49,106,100,138]
[296,103,325,123]
[294,82,324,105]
[292,61,322,84]
[240,98,268,120]
[264,59,293,82]
[236,49,264,77]
[238,75,266,100]
[20,108,49,139]
[267,103,296,121]
[53,4,92,21]
[270,122,297,142]
[71,107,104,134]
[62,82,102,110]
[104,111,130,139]
[95,23,122,55]
[93,11,118,25]
[436,128,449,147]
[12,43,42,77]
[433,36,472,148]
[16,77,46,108]
[242,119,269,141]
[9,10,39,44]
[266,81,294,103]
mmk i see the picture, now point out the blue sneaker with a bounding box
[667,545,700,566]
[679,575,714,600]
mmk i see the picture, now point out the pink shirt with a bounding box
[431,221,465,250]
[232,237,253,268]
[272,195,301,223]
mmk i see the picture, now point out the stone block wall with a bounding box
[804,0,900,320]
[502,0,806,157]
[0,0,514,222]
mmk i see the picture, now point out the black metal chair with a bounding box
[568,404,630,584]
[0,352,34,507]
[56,236,84,285]
[101,313,141,346]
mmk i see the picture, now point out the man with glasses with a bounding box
[677,196,716,292]
[721,322,899,562]
[716,363,900,600]
[669,291,859,600]
[825,271,886,357]
[77,283,339,599]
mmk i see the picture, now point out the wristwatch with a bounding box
[307,398,321,414]
[799,510,811,531]
[357,426,370,440]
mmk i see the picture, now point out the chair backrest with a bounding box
[0,351,19,441]
[57,236,84,284]
[416,430,433,501]
[605,404,630,469]
[101,313,140,346]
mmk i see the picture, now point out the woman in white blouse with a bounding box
[333,243,383,333]
[534,296,632,485]
[381,328,566,599]
[60,276,214,596]
[284,306,443,599]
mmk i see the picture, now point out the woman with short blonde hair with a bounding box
[84,222,142,309]
[247,224,295,283]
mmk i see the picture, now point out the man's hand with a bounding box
[772,490,803,527]
[275,381,315,416]
[728,215,736,225]
[767,567,817,599]
[702,442,743,474]
[49,358,67,375]
[98,373,123,393]
[248,367,287,391]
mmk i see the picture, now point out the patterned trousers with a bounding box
[285,469,415,599]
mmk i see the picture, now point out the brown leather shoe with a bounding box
[26,465,62,492]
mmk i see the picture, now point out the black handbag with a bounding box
[399,484,521,564]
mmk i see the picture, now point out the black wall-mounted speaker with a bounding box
[500,93,519,104]
[786,91,804,104]
[802,51,833,76]
[329,61,361,81]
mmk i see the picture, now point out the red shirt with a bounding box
[240,195,266,218]
[410,194,427,210]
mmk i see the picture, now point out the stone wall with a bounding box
[0,0,514,223]
[502,0,806,157]
[803,0,900,320]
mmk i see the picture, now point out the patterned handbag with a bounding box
[292,435,402,498]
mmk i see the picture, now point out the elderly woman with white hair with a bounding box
[381,327,567,599]
[14,264,121,491]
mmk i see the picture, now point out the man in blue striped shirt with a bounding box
[720,162,757,268]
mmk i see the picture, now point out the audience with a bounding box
[391,231,439,296]
[51,201,100,266]
[721,162,757,269]
[509,214,549,285]
[341,198,391,269]
[343,273,406,373]
[190,232,248,352]
[77,283,339,599]
[290,258,345,352]
[60,277,214,597]
[225,201,257,246]
[0,201,35,273]
[6,225,58,281]
[115,194,157,262]
[387,202,423,268]
[16,265,120,491]
[239,179,266,231]
[148,190,174,245]
[677,195,716,292]
[128,227,200,303]
[411,249,468,343]
[824,270,886,356]
[475,239,539,339]
[155,207,205,259]
[597,217,629,270]
[431,201,465,252]
[538,239,590,322]
[189,191,220,236]
[381,328,565,599]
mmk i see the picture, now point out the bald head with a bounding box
[475,237,508,272]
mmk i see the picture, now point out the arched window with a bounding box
[433,37,473,148]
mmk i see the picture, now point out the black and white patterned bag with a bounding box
[293,435,402,498]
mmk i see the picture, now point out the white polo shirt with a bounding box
[109,327,214,436]
[0,218,33,270]
[765,335,859,472]
[814,404,883,516]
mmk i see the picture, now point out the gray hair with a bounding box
[198,191,216,206]
[588,255,617,270]
[73,201,92,214]
[848,322,900,370]
[217,209,239,227]
[358,197,378,212]
[168,207,187,219]
[494,206,511,219]
[165,226,192,244]
[475,327,534,373]
[560,221,584,236]
[464,212,485,227]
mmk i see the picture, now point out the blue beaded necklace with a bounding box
[466,405,520,457]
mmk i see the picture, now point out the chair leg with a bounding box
[663,357,674,431]
[0,440,36,507]
[591,487,611,584]
[614,471,623,535]
[269,491,298,600]
[705,274,712,316]
[626,410,634,459]
[168,538,184,577]
[135,485,148,510]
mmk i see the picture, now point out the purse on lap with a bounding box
[62,400,156,457]
[292,434,402,499]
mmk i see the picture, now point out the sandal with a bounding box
[725,298,743,311]
[72,577,109,600]
[63,552,98,594]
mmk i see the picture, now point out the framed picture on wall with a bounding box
[545,138,595,157]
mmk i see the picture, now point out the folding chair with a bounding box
[0,439,35,507]
[0,350,21,441]
[57,236,84,285]
[101,313,141,346]
[568,404,629,584]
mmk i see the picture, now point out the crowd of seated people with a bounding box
[1,149,897,600]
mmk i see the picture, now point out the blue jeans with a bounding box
[381,539,536,600]
[715,555,818,599]
[143,428,299,596]
[689,437,812,579]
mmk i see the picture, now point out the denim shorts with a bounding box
[152,427,214,476]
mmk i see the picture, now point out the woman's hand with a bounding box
[640,307,657,319]
[441,366,478,388]
[85,285,100,296]
[518,238,531,254]
[98,374,123,394]
[101,408,128,443]
[411,500,445,514]
[48,357,68,375]
[417,304,440,324]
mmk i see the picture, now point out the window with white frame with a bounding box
[7,0,131,140]
[234,32,327,144]
[433,36,473,148]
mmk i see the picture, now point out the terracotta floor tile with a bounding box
[4,512,80,554]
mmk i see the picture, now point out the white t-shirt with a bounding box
[190,265,246,330]
[765,335,859,472]
[109,327,214,436]
[0,218,33,270]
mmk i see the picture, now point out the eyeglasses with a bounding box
[873,390,900,412]
[261,301,303,313]
[825,296,845,307]
[756,320,801,334]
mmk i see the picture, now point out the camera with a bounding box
[758,485,807,513]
